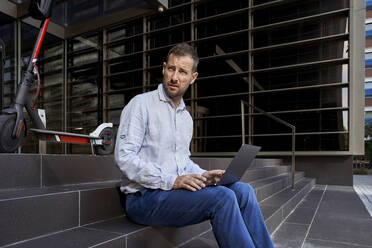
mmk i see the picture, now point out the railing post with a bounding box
[240,100,296,190]
[291,126,296,189]
[241,100,245,145]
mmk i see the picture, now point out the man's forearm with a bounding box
[115,151,177,190]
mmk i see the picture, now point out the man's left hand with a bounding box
[202,170,225,186]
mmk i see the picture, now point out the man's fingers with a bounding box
[173,175,209,191]
[188,177,206,189]
[188,180,202,190]
[210,170,225,176]
[183,183,197,192]
[184,176,207,191]
[190,174,207,182]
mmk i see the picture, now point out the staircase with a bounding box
[0,154,315,248]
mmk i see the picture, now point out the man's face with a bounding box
[162,53,198,102]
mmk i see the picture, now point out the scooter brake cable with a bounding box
[31,62,41,110]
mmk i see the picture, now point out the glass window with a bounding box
[252,133,348,151]
[366,59,372,68]
[0,13,16,110]
[368,0,372,8]
[95,0,350,153]
[193,137,242,152]
[67,32,101,154]
[366,30,372,39]
[367,23,372,31]
[366,88,372,98]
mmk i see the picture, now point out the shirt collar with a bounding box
[158,84,186,111]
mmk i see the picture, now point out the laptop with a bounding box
[217,144,261,186]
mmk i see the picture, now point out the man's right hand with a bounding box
[172,174,207,192]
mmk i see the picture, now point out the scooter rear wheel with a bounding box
[0,114,25,153]
[95,127,114,155]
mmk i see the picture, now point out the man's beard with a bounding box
[163,80,188,99]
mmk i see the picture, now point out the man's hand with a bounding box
[173,174,207,192]
[202,170,225,186]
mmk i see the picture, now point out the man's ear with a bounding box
[190,71,198,85]
[162,62,166,75]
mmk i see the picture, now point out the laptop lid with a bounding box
[217,144,261,186]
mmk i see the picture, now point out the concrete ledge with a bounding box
[295,156,353,186]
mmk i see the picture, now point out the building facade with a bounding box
[0,0,366,184]
[366,0,372,139]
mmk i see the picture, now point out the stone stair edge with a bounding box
[0,180,122,201]
[4,216,211,248]
[0,153,315,248]
[2,177,315,248]
[261,177,315,205]
[172,177,316,248]
[249,171,304,187]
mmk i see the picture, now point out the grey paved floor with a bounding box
[272,184,372,248]
[354,175,372,217]
[354,175,372,186]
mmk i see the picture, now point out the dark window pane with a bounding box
[252,133,348,151]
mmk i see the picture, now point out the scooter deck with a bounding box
[30,128,102,155]
[30,128,99,139]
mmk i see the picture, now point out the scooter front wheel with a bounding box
[0,114,25,153]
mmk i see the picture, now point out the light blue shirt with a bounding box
[115,84,206,193]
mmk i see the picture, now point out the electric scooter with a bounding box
[0,0,114,155]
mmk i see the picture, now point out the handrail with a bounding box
[241,100,296,189]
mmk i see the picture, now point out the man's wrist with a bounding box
[162,174,178,190]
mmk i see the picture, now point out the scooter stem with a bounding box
[10,19,50,137]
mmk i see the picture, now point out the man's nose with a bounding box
[171,71,179,82]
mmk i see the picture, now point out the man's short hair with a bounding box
[166,43,199,72]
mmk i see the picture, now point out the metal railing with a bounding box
[241,100,296,189]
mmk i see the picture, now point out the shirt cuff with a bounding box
[197,168,207,176]
[161,174,178,190]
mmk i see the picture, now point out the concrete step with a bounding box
[260,178,316,234]
[0,166,296,246]
[3,177,315,248]
[191,157,283,171]
[0,153,309,248]
[0,181,124,247]
[179,178,316,248]
[0,154,284,191]
[241,165,290,182]
[5,216,211,248]
[179,231,219,248]
[250,172,305,202]
[0,154,121,191]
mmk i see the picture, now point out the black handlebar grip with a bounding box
[29,0,54,21]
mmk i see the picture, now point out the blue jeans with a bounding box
[125,182,274,248]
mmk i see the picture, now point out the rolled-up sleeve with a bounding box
[185,142,206,175]
[114,96,177,190]
[184,151,206,175]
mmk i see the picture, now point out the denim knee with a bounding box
[233,182,255,195]
[214,186,238,206]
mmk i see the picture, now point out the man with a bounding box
[115,43,274,248]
